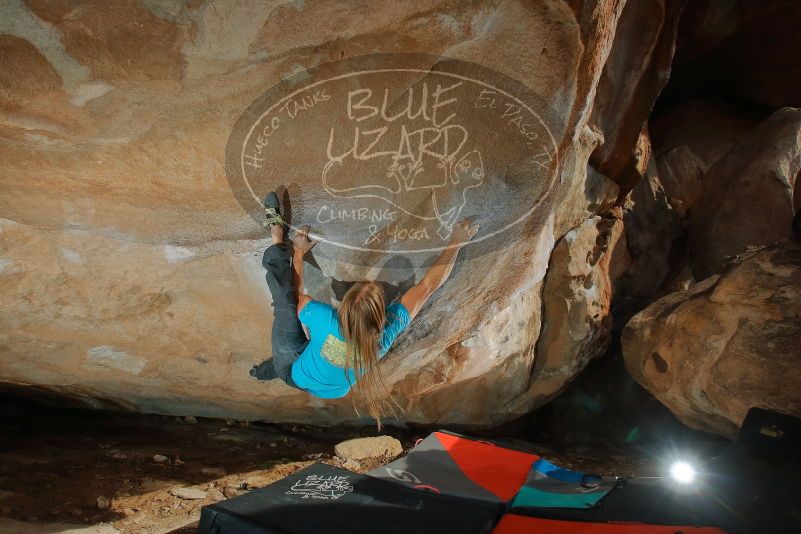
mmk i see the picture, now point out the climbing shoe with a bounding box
[250,359,278,380]
[262,192,286,229]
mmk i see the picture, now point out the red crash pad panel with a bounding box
[492,514,728,534]
[435,432,539,501]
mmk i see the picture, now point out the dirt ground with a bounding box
[0,400,414,534]
[0,397,678,534]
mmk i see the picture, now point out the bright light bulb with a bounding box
[670,461,696,484]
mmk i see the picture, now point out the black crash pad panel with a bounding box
[198,463,501,534]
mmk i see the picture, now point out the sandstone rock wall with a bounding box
[589,0,685,198]
[521,212,627,408]
[5,0,795,436]
[0,0,663,425]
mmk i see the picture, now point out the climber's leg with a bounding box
[251,192,307,388]
[252,241,308,387]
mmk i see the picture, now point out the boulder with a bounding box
[622,239,801,437]
[334,436,403,462]
[688,108,801,279]
[0,0,674,425]
[650,98,765,214]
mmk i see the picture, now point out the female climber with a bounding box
[250,192,479,425]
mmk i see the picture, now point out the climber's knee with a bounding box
[262,242,291,268]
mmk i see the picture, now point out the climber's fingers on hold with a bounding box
[454,217,480,240]
[299,225,321,244]
[294,225,320,251]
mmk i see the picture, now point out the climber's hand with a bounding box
[292,225,319,254]
[449,218,480,247]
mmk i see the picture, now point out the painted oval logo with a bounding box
[226,54,560,265]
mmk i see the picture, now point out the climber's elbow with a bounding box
[419,279,438,298]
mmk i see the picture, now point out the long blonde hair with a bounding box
[338,281,397,428]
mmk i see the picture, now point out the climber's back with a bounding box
[291,282,410,414]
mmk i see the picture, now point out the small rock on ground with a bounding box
[169,487,207,500]
[152,454,169,463]
[223,486,245,498]
[342,458,361,471]
[208,488,226,502]
[334,436,403,461]
[96,496,110,510]
[184,415,198,424]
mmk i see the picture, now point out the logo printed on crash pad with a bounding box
[286,474,354,500]
[385,468,421,484]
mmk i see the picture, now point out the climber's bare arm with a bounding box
[292,226,319,317]
[400,218,479,320]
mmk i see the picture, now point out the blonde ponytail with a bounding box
[338,282,398,428]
